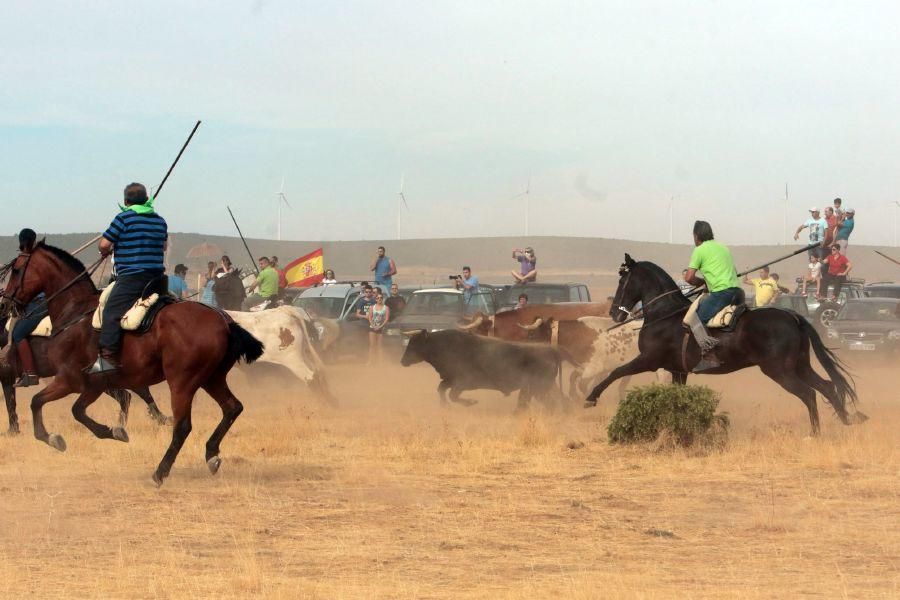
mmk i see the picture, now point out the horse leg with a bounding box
[105,389,131,429]
[200,373,244,476]
[762,367,820,435]
[585,355,657,408]
[616,375,631,402]
[796,362,854,426]
[2,379,18,435]
[437,380,450,406]
[670,371,688,385]
[152,391,194,487]
[73,388,128,442]
[30,378,74,451]
[133,386,173,426]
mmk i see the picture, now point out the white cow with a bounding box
[569,316,670,400]
[226,306,335,405]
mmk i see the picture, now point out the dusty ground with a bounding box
[0,359,897,599]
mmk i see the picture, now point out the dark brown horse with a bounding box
[0,242,264,485]
[0,327,173,435]
[585,254,868,435]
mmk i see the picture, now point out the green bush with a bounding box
[607,384,729,447]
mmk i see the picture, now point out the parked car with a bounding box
[493,283,591,311]
[384,288,498,352]
[826,297,900,354]
[792,277,867,331]
[293,282,388,361]
[864,282,900,299]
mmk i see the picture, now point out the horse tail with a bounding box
[799,317,857,408]
[226,322,265,365]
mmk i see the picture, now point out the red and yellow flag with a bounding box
[284,248,324,288]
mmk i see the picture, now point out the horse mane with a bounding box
[636,260,691,307]
[35,241,88,274]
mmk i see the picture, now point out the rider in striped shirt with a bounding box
[87,182,168,374]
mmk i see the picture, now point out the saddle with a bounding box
[4,316,53,337]
[683,294,747,333]
[92,275,178,334]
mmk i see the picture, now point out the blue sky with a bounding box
[3,1,900,244]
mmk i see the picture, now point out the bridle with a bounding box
[607,262,704,332]
[0,249,106,318]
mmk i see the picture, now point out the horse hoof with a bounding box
[207,456,222,475]
[48,434,67,452]
[152,472,165,487]
[6,427,19,436]
[112,427,129,443]
[851,411,869,425]
[583,400,597,409]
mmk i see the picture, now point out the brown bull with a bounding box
[457,303,610,341]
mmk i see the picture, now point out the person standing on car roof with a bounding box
[794,207,828,260]
[835,208,855,255]
[370,246,397,288]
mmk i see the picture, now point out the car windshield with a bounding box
[499,286,568,306]
[294,296,345,319]
[867,287,900,299]
[404,293,463,316]
[838,301,900,322]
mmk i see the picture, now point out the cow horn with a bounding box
[401,329,426,337]
[457,315,484,331]
[517,317,543,331]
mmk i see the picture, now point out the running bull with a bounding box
[400,328,570,410]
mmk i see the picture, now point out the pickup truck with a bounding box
[493,283,591,311]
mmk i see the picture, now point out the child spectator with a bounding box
[801,256,822,298]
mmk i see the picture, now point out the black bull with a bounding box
[400,329,573,410]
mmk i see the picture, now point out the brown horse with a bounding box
[0,242,264,485]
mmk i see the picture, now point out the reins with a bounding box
[17,254,107,320]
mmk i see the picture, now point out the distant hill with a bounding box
[3,232,896,296]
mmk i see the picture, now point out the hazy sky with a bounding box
[3,1,900,245]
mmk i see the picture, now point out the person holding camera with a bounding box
[511,247,537,283]
[454,266,479,304]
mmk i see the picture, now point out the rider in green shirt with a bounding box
[684,221,744,371]
[241,256,279,311]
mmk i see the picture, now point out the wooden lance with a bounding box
[70,120,202,256]
[226,206,260,276]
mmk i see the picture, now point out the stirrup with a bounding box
[14,373,39,388]
[693,351,722,374]
[85,356,120,375]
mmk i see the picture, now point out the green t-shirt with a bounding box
[689,240,740,293]
[256,267,279,298]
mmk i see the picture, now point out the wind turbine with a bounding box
[397,174,410,240]
[511,176,531,236]
[275,176,292,241]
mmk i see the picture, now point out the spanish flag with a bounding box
[284,248,325,288]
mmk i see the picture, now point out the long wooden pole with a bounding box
[70,120,202,256]
[227,206,260,275]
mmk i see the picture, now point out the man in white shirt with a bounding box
[793,207,828,260]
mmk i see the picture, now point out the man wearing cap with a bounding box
[835,208,855,255]
[511,247,537,283]
[793,207,828,260]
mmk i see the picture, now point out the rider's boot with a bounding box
[86,347,121,375]
[685,310,721,372]
[14,339,39,387]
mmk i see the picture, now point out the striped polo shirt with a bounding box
[102,210,168,276]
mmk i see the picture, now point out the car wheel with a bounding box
[815,302,841,331]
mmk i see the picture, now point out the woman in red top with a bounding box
[821,244,852,301]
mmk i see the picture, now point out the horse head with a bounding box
[0,242,95,317]
[610,254,641,323]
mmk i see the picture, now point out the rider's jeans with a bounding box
[100,271,160,353]
[697,287,743,323]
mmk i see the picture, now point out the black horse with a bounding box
[0,318,172,434]
[585,254,868,435]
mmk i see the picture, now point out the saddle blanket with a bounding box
[92,282,163,332]
[683,294,745,330]
[4,316,53,337]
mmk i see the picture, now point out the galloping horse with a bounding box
[585,254,868,435]
[0,242,264,484]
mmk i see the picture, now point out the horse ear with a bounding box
[624,253,635,266]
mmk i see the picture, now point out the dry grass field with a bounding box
[0,359,897,599]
